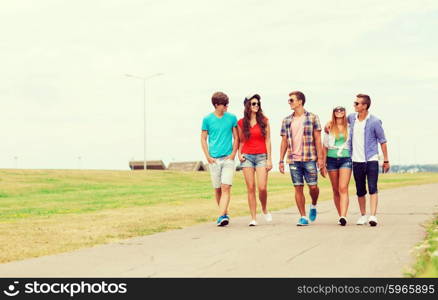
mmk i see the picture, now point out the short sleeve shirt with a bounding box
[202,112,238,158]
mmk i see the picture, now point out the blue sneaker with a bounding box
[296,216,309,226]
[309,206,317,222]
[217,215,229,226]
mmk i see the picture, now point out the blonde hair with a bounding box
[330,109,348,139]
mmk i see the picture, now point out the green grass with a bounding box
[0,169,438,265]
[406,215,438,277]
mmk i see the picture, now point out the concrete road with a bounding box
[0,184,437,277]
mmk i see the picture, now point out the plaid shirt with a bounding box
[280,110,322,163]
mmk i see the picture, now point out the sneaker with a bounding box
[249,220,257,226]
[216,215,229,226]
[356,215,368,225]
[262,212,272,222]
[296,216,309,226]
[224,214,230,220]
[339,217,347,226]
[368,215,378,227]
[309,205,317,222]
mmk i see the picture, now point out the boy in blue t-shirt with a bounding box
[201,92,238,226]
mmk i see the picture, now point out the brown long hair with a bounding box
[243,99,266,140]
[330,109,348,139]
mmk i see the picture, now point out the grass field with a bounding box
[407,215,438,278]
[1,169,438,271]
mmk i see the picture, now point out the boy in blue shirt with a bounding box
[201,92,238,226]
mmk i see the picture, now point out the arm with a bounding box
[313,130,326,177]
[227,126,239,160]
[201,130,216,164]
[279,135,288,174]
[237,125,245,162]
[380,142,390,173]
[265,120,272,171]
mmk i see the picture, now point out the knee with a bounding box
[247,185,256,194]
[221,185,231,192]
[309,185,319,192]
[339,185,348,194]
[258,186,267,194]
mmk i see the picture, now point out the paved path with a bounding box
[1,184,437,277]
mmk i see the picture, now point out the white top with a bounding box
[352,113,378,162]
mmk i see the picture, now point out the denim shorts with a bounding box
[352,161,379,197]
[326,157,352,171]
[241,153,267,168]
[289,161,318,186]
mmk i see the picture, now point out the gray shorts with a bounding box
[209,157,235,188]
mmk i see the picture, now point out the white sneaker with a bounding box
[368,215,378,227]
[249,220,257,226]
[356,215,368,225]
[262,212,272,222]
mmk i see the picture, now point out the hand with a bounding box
[382,162,390,173]
[279,162,285,174]
[238,154,246,162]
[317,158,325,170]
[320,166,327,178]
[207,157,217,164]
[324,121,332,134]
[266,160,273,172]
[226,154,236,161]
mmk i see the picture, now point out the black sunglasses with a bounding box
[251,101,260,107]
[354,101,361,106]
[333,107,345,112]
[288,98,294,103]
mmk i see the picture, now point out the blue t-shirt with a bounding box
[202,112,238,158]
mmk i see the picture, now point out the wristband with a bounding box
[384,161,389,163]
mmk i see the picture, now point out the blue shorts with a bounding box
[326,157,352,171]
[241,153,267,168]
[289,161,318,186]
[352,161,379,196]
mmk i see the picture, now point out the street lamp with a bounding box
[125,73,163,171]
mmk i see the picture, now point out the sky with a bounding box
[1,0,437,170]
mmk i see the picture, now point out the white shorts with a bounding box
[209,157,235,188]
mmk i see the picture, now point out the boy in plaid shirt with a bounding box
[279,91,325,226]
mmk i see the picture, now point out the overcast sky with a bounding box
[1,0,437,170]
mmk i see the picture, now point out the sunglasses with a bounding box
[251,102,260,107]
[216,103,228,107]
[288,98,294,103]
[353,101,362,106]
[333,107,345,113]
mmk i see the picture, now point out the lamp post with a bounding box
[125,73,163,171]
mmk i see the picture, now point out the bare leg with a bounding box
[358,196,366,215]
[370,193,378,216]
[338,168,352,217]
[255,167,268,214]
[294,185,306,216]
[309,185,319,206]
[219,184,231,216]
[214,188,222,207]
[328,170,341,216]
[243,168,257,220]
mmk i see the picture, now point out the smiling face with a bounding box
[353,97,366,113]
[249,98,260,113]
[333,107,346,118]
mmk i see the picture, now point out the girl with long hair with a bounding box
[322,106,352,226]
[237,93,272,226]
